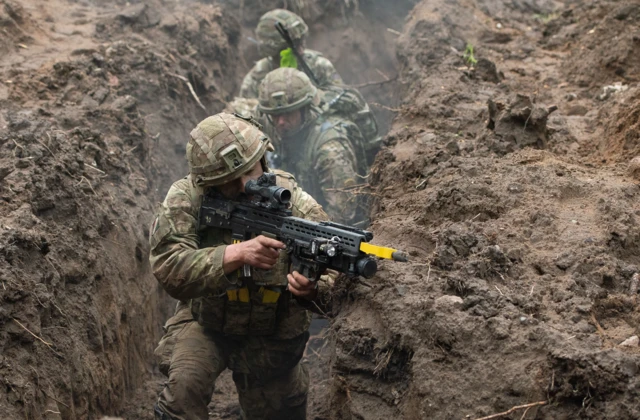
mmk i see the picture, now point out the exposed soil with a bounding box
[0,0,240,418]
[328,0,640,419]
[2,0,640,419]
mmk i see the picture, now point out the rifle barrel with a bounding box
[274,22,320,86]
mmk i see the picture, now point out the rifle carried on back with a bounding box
[198,173,407,281]
[275,22,320,86]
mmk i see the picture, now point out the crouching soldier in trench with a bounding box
[149,112,332,420]
[257,67,369,226]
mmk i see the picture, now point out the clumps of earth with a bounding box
[2,0,640,419]
[0,0,240,417]
[328,0,640,419]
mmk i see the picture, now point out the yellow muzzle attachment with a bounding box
[359,242,408,262]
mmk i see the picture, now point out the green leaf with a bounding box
[463,43,477,66]
[280,48,298,68]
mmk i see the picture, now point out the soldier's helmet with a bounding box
[255,9,309,58]
[186,113,270,187]
[257,67,318,116]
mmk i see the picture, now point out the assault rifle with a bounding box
[198,173,407,281]
[274,22,320,86]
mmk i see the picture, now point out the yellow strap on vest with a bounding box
[359,242,398,260]
[258,287,281,304]
[227,287,250,303]
[227,289,238,301]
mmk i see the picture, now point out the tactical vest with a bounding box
[188,173,311,338]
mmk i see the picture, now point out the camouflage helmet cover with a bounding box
[255,9,308,58]
[186,113,270,187]
[257,67,318,115]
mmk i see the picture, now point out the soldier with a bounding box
[150,113,332,420]
[223,97,259,119]
[240,9,343,98]
[257,67,369,225]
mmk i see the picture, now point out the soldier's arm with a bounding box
[277,171,336,313]
[149,183,237,300]
[279,172,330,222]
[314,139,359,224]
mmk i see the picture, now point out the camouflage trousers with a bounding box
[155,319,310,420]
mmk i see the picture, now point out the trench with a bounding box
[3,0,640,419]
[115,1,419,418]
[0,0,415,418]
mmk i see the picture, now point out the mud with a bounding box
[3,0,640,419]
[328,0,640,419]
[0,0,239,418]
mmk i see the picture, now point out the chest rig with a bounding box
[190,197,291,337]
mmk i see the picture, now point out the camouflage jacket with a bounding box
[239,49,343,99]
[149,170,331,339]
[271,114,369,225]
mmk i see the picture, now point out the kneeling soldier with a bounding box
[150,113,330,420]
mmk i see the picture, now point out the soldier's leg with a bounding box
[154,302,193,377]
[156,321,227,420]
[230,333,310,420]
[234,362,309,420]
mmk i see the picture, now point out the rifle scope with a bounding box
[245,174,291,205]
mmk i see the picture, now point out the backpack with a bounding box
[319,86,382,165]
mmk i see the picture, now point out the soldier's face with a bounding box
[217,161,264,199]
[272,110,303,137]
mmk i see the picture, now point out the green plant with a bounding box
[463,43,477,67]
[533,13,559,24]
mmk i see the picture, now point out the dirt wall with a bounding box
[4,0,639,419]
[0,0,239,418]
[328,1,640,419]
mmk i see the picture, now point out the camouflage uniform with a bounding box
[274,115,366,225]
[240,50,343,99]
[223,97,259,119]
[240,9,343,99]
[319,85,382,165]
[150,113,331,420]
[257,68,369,225]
